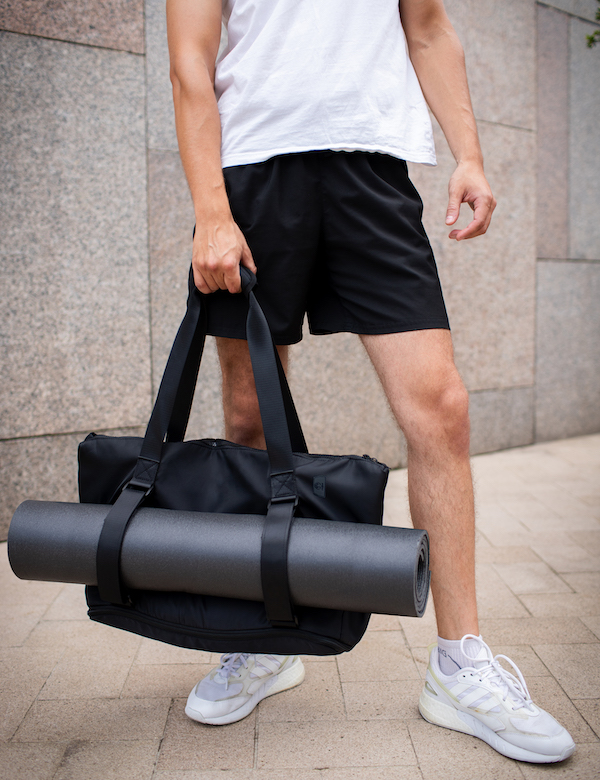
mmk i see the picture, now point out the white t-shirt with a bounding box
[215,0,436,169]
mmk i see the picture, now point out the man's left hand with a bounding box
[445,161,496,240]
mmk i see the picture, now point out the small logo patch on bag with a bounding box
[313,476,326,498]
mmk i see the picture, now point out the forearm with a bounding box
[171,62,232,222]
[403,10,482,165]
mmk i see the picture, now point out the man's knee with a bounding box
[406,373,470,455]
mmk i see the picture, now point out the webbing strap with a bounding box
[95,484,149,604]
[260,498,297,627]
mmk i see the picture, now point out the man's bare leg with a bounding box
[216,336,288,450]
[361,329,478,640]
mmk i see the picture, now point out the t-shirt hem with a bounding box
[221,143,437,169]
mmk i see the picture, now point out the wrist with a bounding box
[193,183,232,224]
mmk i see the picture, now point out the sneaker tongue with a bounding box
[467,644,491,670]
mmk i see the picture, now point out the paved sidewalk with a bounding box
[1,435,599,779]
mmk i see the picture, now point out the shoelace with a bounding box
[216,653,250,688]
[460,635,535,713]
[216,653,279,690]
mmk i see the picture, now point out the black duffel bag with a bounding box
[79,268,390,655]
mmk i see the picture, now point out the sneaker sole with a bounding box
[419,689,575,764]
[185,657,306,726]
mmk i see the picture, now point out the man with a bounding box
[166,0,575,764]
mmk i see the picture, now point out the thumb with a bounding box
[446,192,461,226]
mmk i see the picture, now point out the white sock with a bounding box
[437,635,486,676]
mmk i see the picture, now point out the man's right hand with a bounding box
[192,214,256,294]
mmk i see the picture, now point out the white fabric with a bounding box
[216,0,436,168]
[437,634,488,675]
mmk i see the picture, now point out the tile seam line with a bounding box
[536,1,600,26]
[0,27,144,56]
[537,256,600,263]
[469,385,534,394]
[0,426,144,443]
[476,119,535,133]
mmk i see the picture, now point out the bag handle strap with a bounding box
[164,269,307,453]
[96,266,304,623]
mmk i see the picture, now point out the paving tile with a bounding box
[487,645,552,678]
[154,770,422,780]
[492,562,572,595]
[408,720,527,779]
[342,679,423,721]
[0,647,63,741]
[37,649,135,700]
[574,699,600,739]
[258,662,345,722]
[530,544,600,574]
[478,618,598,646]
[24,619,142,661]
[257,720,416,768]
[122,663,211,699]
[476,564,532,618]
[367,614,402,631]
[475,546,541,565]
[581,616,600,641]
[533,644,600,700]
[335,631,418,682]
[42,584,89,621]
[0,743,65,780]
[526,677,597,745]
[519,743,600,779]
[569,530,600,557]
[477,529,574,550]
[157,716,255,771]
[135,638,213,666]
[0,554,64,606]
[520,594,600,619]
[0,604,48,647]
[410,647,431,680]
[398,601,438,650]
[561,572,600,593]
[53,740,159,780]
[13,698,171,742]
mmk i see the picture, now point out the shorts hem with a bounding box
[206,324,304,346]
[309,318,450,337]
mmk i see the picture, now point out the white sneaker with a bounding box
[419,635,575,763]
[185,653,305,725]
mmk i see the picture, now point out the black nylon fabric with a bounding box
[80,434,388,654]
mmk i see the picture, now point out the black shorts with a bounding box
[203,151,449,345]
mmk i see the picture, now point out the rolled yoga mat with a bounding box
[8,501,430,617]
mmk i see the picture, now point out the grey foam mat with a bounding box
[8,500,429,616]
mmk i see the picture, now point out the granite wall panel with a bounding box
[409,121,536,394]
[469,387,534,456]
[0,33,151,439]
[0,0,144,53]
[537,5,569,260]
[536,261,600,441]
[0,427,145,540]
[539,0,599,22]
[445,0,536,130]
[145,0,178,151]
[569,17,600,261]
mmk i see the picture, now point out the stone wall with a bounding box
[1,0,599,538]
